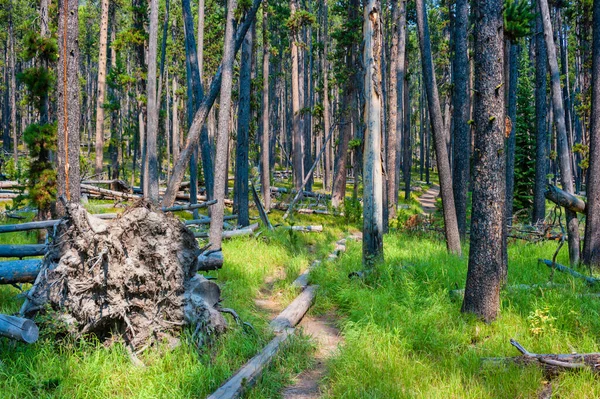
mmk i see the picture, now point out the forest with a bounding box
[0,0,599,397]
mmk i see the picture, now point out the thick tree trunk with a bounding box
[145,0,159,202]
[452,0,470,239]
[234,26,253,227]
[208,0,237,249]
[57,0,81,213]
[533,2,548,224]
[505,43,519,224]
[461,0,505,322]
[539,0,580,265]
[94,0,110,176]
[415,0,462,255]
[583,0,600,267]
[362,0,384,266]
[261,3,271,210]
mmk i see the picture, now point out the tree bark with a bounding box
[234,26,253,227]
[145,0,159,203]
[261,2,271,210]
[57,0,81,213]
[461,0,505,322]
[321,1,331,191]
[505,43,519,224]
[208,0,238,250]
[9,11,17,169]
[452,0,470,239]
[415,0,462,255]
[362,0,384,266]
[386,0,399,219]
[539,0,580,265]
[583,0,600,267]
[94,0,110,176]
[290,0,304,190]
[533,1,548,225]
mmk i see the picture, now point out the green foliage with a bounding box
[343,197,362,225]
[18,67,55,109]
[573,143,589,171]
[513,52,536,214]
[23,123,57,210]
[503,0,535,41]
[21,31,58,63]
[286,10,316,33]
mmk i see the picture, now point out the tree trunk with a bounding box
[415,0,462,255]
[505,43,519,225]
[452,0,470,239]
[94,0,110,176]
[461,0,506,322]
[533,1,548,224]
[208,0,237,249]
[172,79,179,163]
[583,0,600,267]
[57,0,81,214]
[197,0,205,80]
[403,66,411,201]
[145,0,159,202]
[386,0,399,219]
[234,26,253,227]
[9,12,17,169]
[261,3,271,210]
[539,0,580,265]
[321,1,331,191]
[362,0,384,266]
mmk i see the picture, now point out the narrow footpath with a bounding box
[418,184,440,215]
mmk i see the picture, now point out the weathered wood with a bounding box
[0,314,39,343]
[197,251,224,271]
[292,260,321,289]
[270,285,318,333]
[184,215,237,226]
[0,181,20,189]
[207,328,294,399]
[195,223,259,239]
[251,184,273,230]
[0,259,42,283]
[81,184,141,200]
[282,225,323,233]
[539,259,600,285]
[270,187,331,199]
[545,185,587,214]
[0,245,46,258]
[0,220,60,233]
[162,200,217,212]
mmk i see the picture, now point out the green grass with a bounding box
[0,200,345,399]
[312,230,600,398]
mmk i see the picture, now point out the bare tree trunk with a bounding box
[505,43,519,224]
[583,0,600,267]
[415,0,462,255]
[260,2,271,210]
[94,0,110,176]
[452,0,470,239]
[209,0,237,249]
[539,0,580,265]
[403,66,411,201]
[172,79,179,163]
[533,1,548,224]
[145,0,159,202]
[362,0,384,266]
[461,0,505,322]
[234,26,253,226]
[57,0,81,214]
[386,0,399,219]
[9,12,17,169]
[290,0,304,190]
[197,0,204,79]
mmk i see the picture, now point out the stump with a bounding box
[23,202,227,349]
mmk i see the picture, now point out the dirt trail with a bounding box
[418,184,440,215]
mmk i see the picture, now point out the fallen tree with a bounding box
[538,258,600,285]
[0,259,42,284]
[545,185,587,214]
[0,314,39,343]
[21,201,228,350]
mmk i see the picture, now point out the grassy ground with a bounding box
[311,212,600,398]
[0,199,349,398]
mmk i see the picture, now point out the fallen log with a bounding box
[194,223,259,239]
[485,339,600,375]
[207,328,294,399]
[270,187,331,199]
[0,181,20,189]
[545,185,587,214]
[0,244,46,258]
[184,215,237,226]
[270,285,318,333]
[162,200,217,212]
[0,314,39,343]
[0,259,42,283]
[81,184,141,200]
[81,179,130,192]
[0,192,20,199]
[252,184,273,230]
[282,225,323,233]
[197,251,224,271]
[539,259,600,285]
[0,219,60,233]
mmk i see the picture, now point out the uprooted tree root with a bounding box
[23,201,227,350]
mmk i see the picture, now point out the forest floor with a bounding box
[3,176,600,398]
